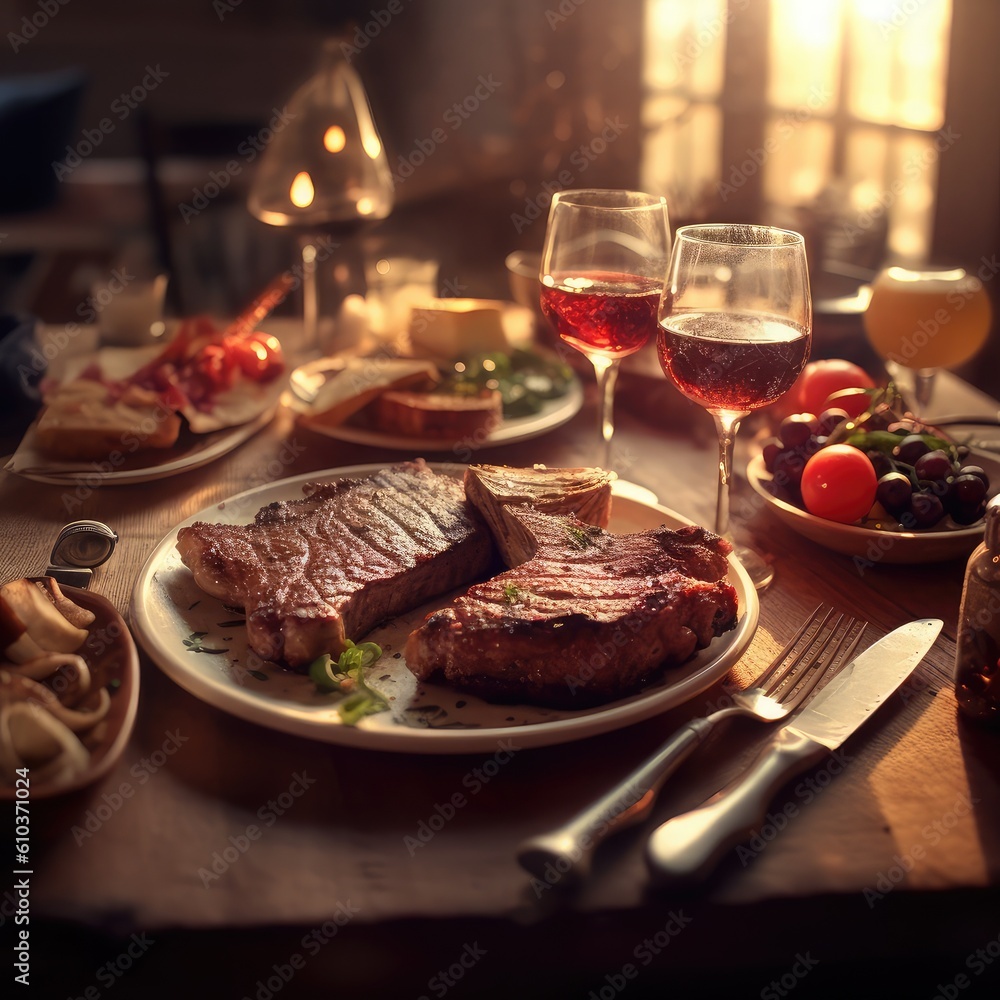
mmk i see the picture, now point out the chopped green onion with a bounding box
[309,640,388,725]
[309,653,343,692]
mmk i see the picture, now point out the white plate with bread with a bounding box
[5,404,277,486]
[285,355,583,452]
[5,320,286,485]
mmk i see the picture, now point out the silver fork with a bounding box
[516,605,866,885]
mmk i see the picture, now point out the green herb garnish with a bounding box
[438,348,574,418]
[502,583,522,603]
[182,631,229,654]
[308,640,388,726]
[567,525,599,549]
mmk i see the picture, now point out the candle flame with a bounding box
[290,171,315,208]
[323,126,346,153]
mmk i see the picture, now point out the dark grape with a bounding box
[951,500,986,525]
[780,413,818,449]
[817,407,850,435]
[951,473,987,506]
[914,449,955,482]
[867,450,893,480]
[959,465,990,491]
[762,438,782,473]
[895,434,931,465]
[908,490,945,528]
[772,449,807,491]
[876,472,912,514]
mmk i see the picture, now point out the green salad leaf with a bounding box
[439,348,574,418]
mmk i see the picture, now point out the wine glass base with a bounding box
[731,543,774,592]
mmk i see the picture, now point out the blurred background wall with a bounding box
[0,0,997,388]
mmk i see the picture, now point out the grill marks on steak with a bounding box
[175,461,495,668]
[404,506,738,707]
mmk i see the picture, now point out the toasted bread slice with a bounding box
[371,388,502,440]
[35,379,181,460]
[299,358,440,431]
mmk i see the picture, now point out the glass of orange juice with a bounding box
[863,265,992,415]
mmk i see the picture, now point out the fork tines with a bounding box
[756,604,867,712]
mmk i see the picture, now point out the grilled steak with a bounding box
[405,505,738,707]
[464,463,615,567]
[176,460,495,668]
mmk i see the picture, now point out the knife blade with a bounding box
[645,617,943,884]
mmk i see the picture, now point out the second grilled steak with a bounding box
[405,505,738,707]
[176,460,495,668]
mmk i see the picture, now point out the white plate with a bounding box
[747,451,999,564]
[283,358,583,452]
[130,464,759,753]
[5,406,276,486]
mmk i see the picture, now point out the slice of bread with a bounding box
[35,379,182,460]
[370,388,502,440]
[299,358,439,431]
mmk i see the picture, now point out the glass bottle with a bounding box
[955,495,1000,725]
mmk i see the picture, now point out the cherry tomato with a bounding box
[791,359,876,419]
[229,332,284,381]
[800,444,878,523]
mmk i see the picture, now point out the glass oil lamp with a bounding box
[249,39,394,352]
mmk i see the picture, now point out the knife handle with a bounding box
[517,715,718,884]
[645,728,828,885]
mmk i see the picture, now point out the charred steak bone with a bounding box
[175,460,495,668]
[405,505,738,707]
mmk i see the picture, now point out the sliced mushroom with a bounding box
[33,577,96,630]
[1,651,90,689]
[0,669,110,733]
[0,578,88,653]
[0,595,46,664]
[0,701,90,785]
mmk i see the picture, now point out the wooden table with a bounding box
[2,327,999,999]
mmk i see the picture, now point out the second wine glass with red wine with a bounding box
[657,223,812,590]
[539,189,671,470]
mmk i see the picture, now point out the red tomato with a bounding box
[228,332,284,382]
[791,359,876,418]
[800,444,878,524]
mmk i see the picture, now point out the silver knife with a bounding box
[646,618,943,884]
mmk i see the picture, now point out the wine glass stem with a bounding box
[592,355,620,470]
[712,411,742,538]
[299,235,319,354]
[913,368,937,416]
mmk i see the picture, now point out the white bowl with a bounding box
[505,250,542,313]
[746,451,1000,564]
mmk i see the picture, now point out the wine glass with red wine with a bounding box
[657,224,812,591]
[539,189,671,470]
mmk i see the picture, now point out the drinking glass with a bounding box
[539,189,671,470]
[862,265,992,416]
[657,224,812,590]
